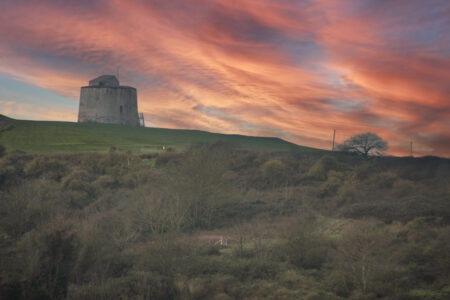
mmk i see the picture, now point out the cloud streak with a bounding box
[0,0,448,156]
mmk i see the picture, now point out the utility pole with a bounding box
[117,66,120,81]
[332,128,336,151]
[410,141,413,157]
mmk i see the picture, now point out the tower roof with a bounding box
[89,75,119,87]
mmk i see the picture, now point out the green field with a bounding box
[0,114,319,153]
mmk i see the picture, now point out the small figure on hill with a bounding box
[337,132,388,157]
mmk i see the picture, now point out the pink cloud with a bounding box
[0,0,448,156]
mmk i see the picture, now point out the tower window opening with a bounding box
[120,105,123,113]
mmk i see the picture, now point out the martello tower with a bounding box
[78,75,141,126]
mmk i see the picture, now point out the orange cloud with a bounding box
[0,99,76,121]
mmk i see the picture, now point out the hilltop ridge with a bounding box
[0,113,12,124]
[0,114,319,153]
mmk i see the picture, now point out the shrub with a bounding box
[355,163,376,180]
[108,145,117,153]
[337,182,358,206]
[67,272,178,300]
[24,156,67,181]
[155,153,180,167]
[284,217,332,270]
[201,245,221,256]
[0,152,33,187]
[93,175,117,189]
[62,169,94,186]
[227,259,279,281]
[393,179,415,197]
[13,223,79,300]
[341,203,393,221]
[327,221,399,298]
[319,171,344,197]
[287,237,330,270]
[0,179,63,238]
[97,153,131,176]
[0,144,5,158]
[62,169,96,208]
[305,156,341,180]
[405,289,450,300]
[79,153,104,174]
[133,168,156,185]
[0,163,17,188]
[261,158,287,186]
[230,152,257,171]
[373,172,398,188]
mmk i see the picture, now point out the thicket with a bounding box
[0,144,449,299]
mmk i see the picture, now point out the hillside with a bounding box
[0,114,318,153]
[2,114,449,299]
[0,144,449,299]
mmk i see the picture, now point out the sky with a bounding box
[0,0,449,157]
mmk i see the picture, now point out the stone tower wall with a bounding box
[78,86,139,126]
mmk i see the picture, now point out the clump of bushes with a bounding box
[261,158,287,187]
[0,144,5,158]
[319,170,344,197]
[393,179,415,197]
[373,172,398,188]
[226,259,279,281]
[24,155,67,181]
[68,271,178,300]
[93,174,117,189]
[355,163,376,180]
[283,216,332,270]
[305,155,342,180]
[337,182,358,206]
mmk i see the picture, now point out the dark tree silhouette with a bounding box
[337,132,388,157]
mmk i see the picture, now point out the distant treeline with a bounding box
[0,143,449,299]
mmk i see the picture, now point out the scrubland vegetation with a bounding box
[0,143,449,299]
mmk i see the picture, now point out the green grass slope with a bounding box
[0,114,318,153]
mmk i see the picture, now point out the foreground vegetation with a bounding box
[0,114,314,153]
[0,143,449,299]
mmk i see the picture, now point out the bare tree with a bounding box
[332,221,395,296]
[337,132,388,157]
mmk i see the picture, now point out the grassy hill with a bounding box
[0,114,319,153]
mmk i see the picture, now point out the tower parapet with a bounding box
[89,75,119,87]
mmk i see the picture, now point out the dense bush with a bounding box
[319,170,344,197]
[284,217,332,270]
[261,158,288,187]
[68,272,178,300]
[0,147,448,299]
[24,156,67,181]
[304,155,342,181]
[393,179,415,197]
[373,171,398,188]
[0,144,5,158]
